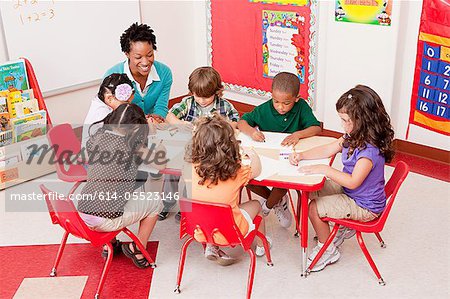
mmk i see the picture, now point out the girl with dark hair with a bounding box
[289,85,394,272]
[182,114,270,266]
[82,73,135,147]
[78,103,166,268]
[104,23,173,123]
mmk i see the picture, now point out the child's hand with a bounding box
[251,130,265,142]
[281,132,300,146]
[289,152,302,166]
[182,121,194,131]
[148,114,165,124]
[299,164,329,175]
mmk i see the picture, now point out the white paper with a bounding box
[154,129,191,142]
[237,131,292,150]
[253,155,279,181]
[275,158,330,177]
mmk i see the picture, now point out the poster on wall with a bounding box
[335,0,391,26]
[408,0,450,137]
[208,0,318,104]
[262,10,305,83]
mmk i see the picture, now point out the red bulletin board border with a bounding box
[407,0,450,137]
[207,0,318,104]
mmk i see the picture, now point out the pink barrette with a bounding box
[115,84,133,102]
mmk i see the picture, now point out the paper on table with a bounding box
[164,145,185,161]
[253,155,279,181]
[276,158,330,177]
[156,129,191,142]
[237,131,292,150]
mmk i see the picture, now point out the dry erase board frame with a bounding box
[207,0,319,105]
[0,0,141,96]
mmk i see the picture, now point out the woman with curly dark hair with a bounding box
[104,22,172,123]
[182,114,270,266]
[289,85,394,272]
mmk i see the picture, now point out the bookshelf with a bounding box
[0,58,54,190]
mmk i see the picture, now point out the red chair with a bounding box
[175,198,273,299]
[40,184,156,299]
[47,123,87,196]
[306,161,410,285]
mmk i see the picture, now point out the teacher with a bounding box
[104,23,173,122]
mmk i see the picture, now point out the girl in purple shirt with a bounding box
[289,85,394,272]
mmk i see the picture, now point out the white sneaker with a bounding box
[261,200,270,217]
[204,244,236,266]
[307,244,340,272]
[273,194,292,228]
[255,236,272,257]
[333,226,356,247]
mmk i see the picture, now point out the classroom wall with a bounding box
[0,0,207,125]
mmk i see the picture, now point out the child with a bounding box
[238,72,321,228]
[78,103,167,268]
[183,114,269,265]
[289,85,394,272]
[82,73,135,148]
[159,66,240,221]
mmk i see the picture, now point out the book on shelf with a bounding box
[0,130,13,147]
[15,98,39,117]
[6,91,22,119]
[0,97,7,113]
[0,59,29,92]
[12,110,47,142]
[0,112,11,132]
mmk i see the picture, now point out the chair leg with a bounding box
[67,181,82,197]
[306,224,340,276]
[174,237,194,294]
[246,186,252,201]
[95,242,114,298]
[256,231,273,266]
[356,232,385,286]
[50,231,69,277]
[245,248,257,299]
[122,228,156,267]
[374,232,386,248]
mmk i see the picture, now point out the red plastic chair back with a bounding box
[179,198,246,247]
[375,161,410,230]
[47,123,87,182]
[40,184,117,247]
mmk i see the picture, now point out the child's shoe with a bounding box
[333,226,356,247]
[255,236,272,257]
[261,200,271,217]
[307,244,340,272]
[204,244,236,266]
[273,194,292,228]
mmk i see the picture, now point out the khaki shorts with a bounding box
[93,198,163,232]
[310,180,378,222]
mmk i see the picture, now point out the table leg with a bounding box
[294,191,301,237]
[300,190,309,277]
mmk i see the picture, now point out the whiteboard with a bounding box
[0,0,141,94]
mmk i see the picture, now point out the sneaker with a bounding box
[261,200,270,217]
[333,226,356,247]
[174,211,181,223]
[255,236,272,257]
[157,211,170,221]
[204,244,237,266]
[149,173,163,180]
[307,244,340,272]
[273,194,292,228]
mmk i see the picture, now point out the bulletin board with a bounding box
[207,0,318,104]
[408,0,450,137]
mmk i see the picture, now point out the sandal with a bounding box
[101,239,122,259]
[122,242,151,269]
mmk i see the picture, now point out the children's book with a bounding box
[12,110,47,142]
[0,59,29,91]
[0,97,8,113]
[0,130,13,146]
[7,91,22,119]
[0,112,11,132]
[15,98,39,117]
[21,89,34,101]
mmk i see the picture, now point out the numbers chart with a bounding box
[416,42,450,120]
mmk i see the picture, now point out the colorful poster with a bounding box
[250,0,308,6]
[408,0,450,136]
[262,10,305,83]
[335,0,391,26]
[0,59,29,91]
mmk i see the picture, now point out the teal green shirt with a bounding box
[104,60,173,117]
[241,99,320,133]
